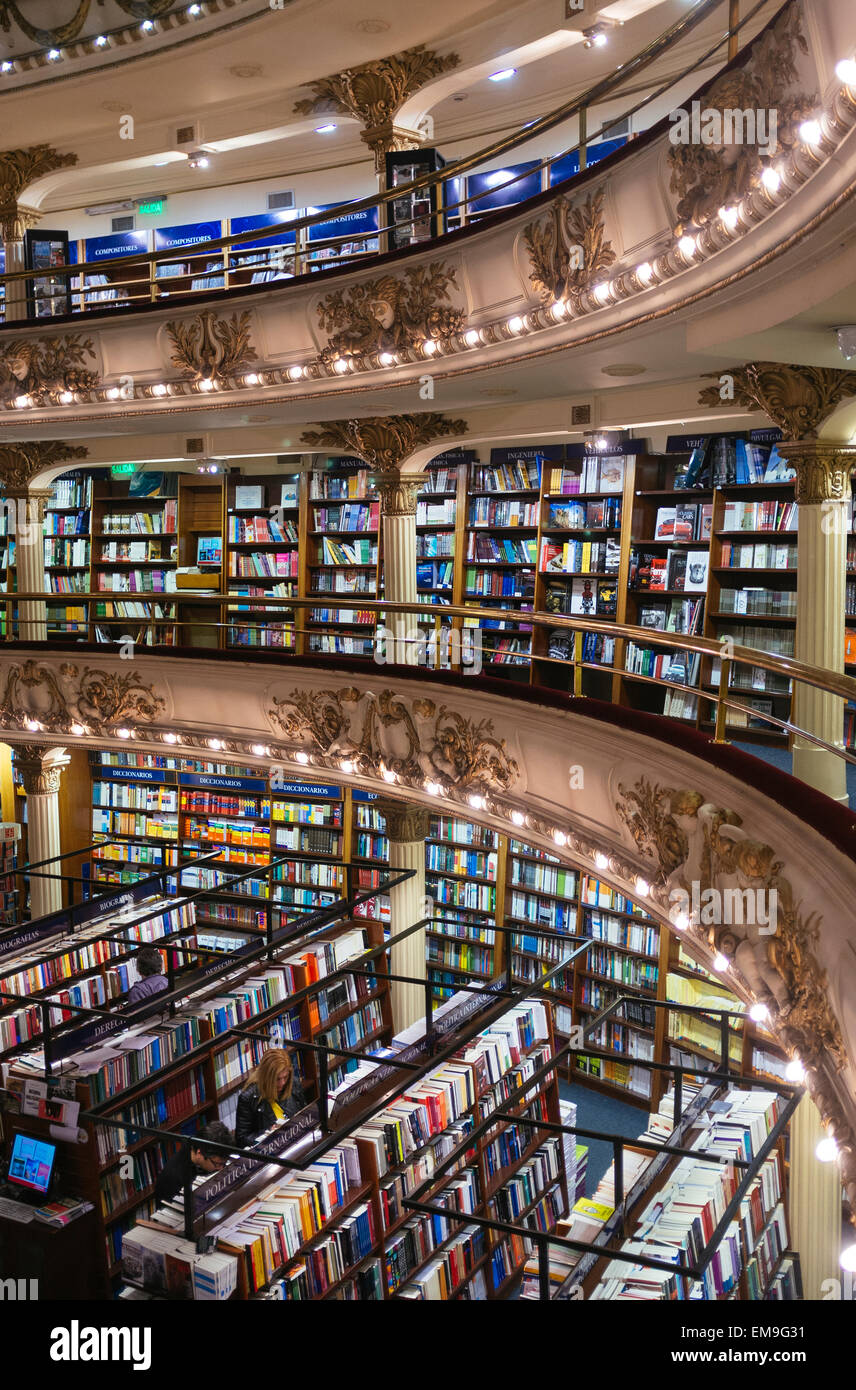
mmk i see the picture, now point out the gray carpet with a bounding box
[732,739,856,812]
[558,1080,648,1196]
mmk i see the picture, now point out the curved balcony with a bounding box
[2,594,856,1206]
[2,0,855,430]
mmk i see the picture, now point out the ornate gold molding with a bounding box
[316,263,466,360]
[698,362,856,439]
[0,441,88,495]
[293,45,460,172]
[524,186,616,306]
[165,309,257,384]
[301,413,467,472]
[0,660,165,734]
[268,686,519,791]
[0,1,95,46]
[14,743,70,796]
[0,145,77,243]
[667,4,816,228]
[0,333,99,406]
[774,440,856,505]
[374,799,432,842]
[372,476,421,516]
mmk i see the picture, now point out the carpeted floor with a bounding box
[558,1080,649,1196]
[732,739,856,810]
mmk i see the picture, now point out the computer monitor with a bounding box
[7,1133,57,1196]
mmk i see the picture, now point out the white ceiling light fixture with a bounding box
[468,794,486,811]
[799,118,823,146]
[677,234,697,260]
[1,62,13,73]
[243,373,260,386]
[379,352,395,366]
[188,3,203,14]
[287,365,304,380]
[47,49,62,61]
[713,953,730,972]
[748,1001,769,1022]
[151,383,168,397]
[761,165,781,192]
[58,391,74,405]
[140,19,156,32]
[198,378,216,392]
[785,1056,805,1082]
[635,261,654,285]
[422,339,437,356]
[594,852,609,870]
[14,395,31,409]
[719,205,739,230]
[333,358,350,374]
[424,781,442,796]
[815,1135,839,1163]
[552,829,567,847]
[510,810,525,826]
[593,281,612,305]
[465,329,481,346]
[489,68,517,82]
[294,751,310,764]
[188,152,210,170]
[550,299,567,321]
[506,316,525,335]
[315,123,337,134]
[94,35,108,47]
[251,743,269,757]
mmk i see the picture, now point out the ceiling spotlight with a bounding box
[14,395,32,409]
[583,26,609,48]
[719,205,739,230]
[469,794,486,810]
[140,19,155,31]
[198,378,216,391]
[333,358,349,374]
[594,852,609,870]
[151,383,168,397]
[207,463,219,473]
[713,953,730,972]
[748,1001,769,1022]
[382,768,397,783]
[94,35,108,47]
[207,738,225,751]
[106,386,120,400]
[188,152,210,169]
[315,123,337,134]
[785,1056,805,1082]
[671,911,689,931]
[243,372,260,386]
[424,781,442,796]
[835,57,856,86]
[340,759,355,774]
[58,391,74,405]
[550,299,567,321]
[594,436,608,451]
[799,118,823,146]
[635,878,651,897]
[553,829,567,847]
[162,732,179,744]
[287,364,304,380]
[593,282,612,305]
[506,316,525,334]
[24,719,41,732]
[815,1136,839,1163]
[70,723,86,736]
[510,810,525,826]
[251,743,269,757]
[422,339,437,356]
[294,751,310,764]
[47,49,62,61]
[761,166,781,192]
[677,234,697,260]
[465,329,481,346]
[1,61,13,72]
[635,261,654,285]
[188,3,203,13]
[489,68,517,82]
[116,728,132,739]
[379,352,395,366]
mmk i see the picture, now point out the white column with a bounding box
[376,474,419,666]
[378,801,429,1032]
[13,489,50,641]
[16,745,70,919]
[789,1092,843,1300]
[780,442,856,804]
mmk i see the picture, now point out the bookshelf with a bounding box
[426,815,503,998]
[44,470,91,639]
[89,475,179,647]
[0,822,20,925]
[306,460,380,658]
[270,777,346,921]
[226,472,301,653]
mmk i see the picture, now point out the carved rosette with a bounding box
[773,440,856,505]
[293,46,460,173]
[698,363,856,440]
[267,686,519,792]
[374,799,432,842]
[14,743,70,796]
[315,262,466,361]
[0,335,99,406]
[523,186,616,306]
[165,310,257,385]
[0,442,88,496]
[301,413,467,472]
[0,660,165,735]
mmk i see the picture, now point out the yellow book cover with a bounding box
[573,1196,614,1222]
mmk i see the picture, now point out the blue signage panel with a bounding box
[489,445,565,465]
[272,781,342,798]
[154,220,222,251]
[306,203,379,241]
[430,448,478,464]
[0,876,161,959]
[179,772,268,794]
[98,765,175,785]
[230,211,299,251]
[85,230,149,261]
[351,789,379,803]
[586,135,628,169]
[749,427,783,444]
[468,161,541,212]
[549,151,581,188]
[666,434,712,454]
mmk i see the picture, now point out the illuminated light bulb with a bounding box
[70,723,86,736]
[287,365,304,381]
[594,852,609,870]
[594,436,608,451]
[315,123,337,134]
[24,719,41,732]
[719,205,739,231]
[94,35,108,47]
[713,953,730,972]
[592,31,607,48]
[141,19,155,31]
[799,119,823,146]
[785,1057,805,1082]
[635,877,651,897]
[677,235,697,260]
[835,58,856,86]
[489,68,517,82]
[672,912,689,931]
[162,733,179,744]
[1,61,13,72]
[465,329,481,346]
[188,3,203,13]
[815,1136,839,1163]
[510,810,525,827]
[106,387,120,400]
[748,1001,769,1022]
[379,352,395,366]
[207,738,225,751]
[116,728,132,739]
[552,829,567,847]
[243,373,260,386]
[294,751,310,764]
[14,395,31,409]
[251,743,269,757]
[47,49,61,61]
[761,166,781,192]
[333,358,349,374]
[550,299,567,321]
[593,281,612,305]
[635,261,654,285]
[339,759,355,774]
[58,391,74,405]
[840,1242,856,1273]
[422,339,437,356]
[151,383,168,397]
[198,378,216,391]
[506,316,525,334]
[469,794,486,811]
[382,768,397,783]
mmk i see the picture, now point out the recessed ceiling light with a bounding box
[315,123,337,134]
[357,18,390,32]
[601,363,646,377]
[140,19,155,31]
[47,49,62,61]
[489,68,517,82]
[188,3,203,14]
[761,166,781,192]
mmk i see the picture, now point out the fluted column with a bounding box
[377,800,430,1032]
[778,441,856,803]
[375,474,419,665]
[789,1092,843,1300]
[1,204,39,322]
[12,488,50,640]
[16,744,70,919]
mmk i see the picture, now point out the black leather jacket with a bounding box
[234,1079,307,1147]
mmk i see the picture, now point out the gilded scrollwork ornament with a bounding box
[0,334,99,406]
[523,186,616,307]
[0,659,165,735]
[698,362,856,440]
[165,309,257,385]
[0,441,88,495]
[316,263,466,361]
[301,413,467,473]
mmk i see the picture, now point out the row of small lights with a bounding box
[0,5,205,73]
[15,709,856,1261]
[12,62,855,414]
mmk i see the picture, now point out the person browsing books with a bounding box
[234,1048,307,1146]
[154,1121,234,1204]
[126,946,170,1007]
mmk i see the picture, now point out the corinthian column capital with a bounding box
[375,798,432,842]
[775,440,856,505]
[15,743,70,796]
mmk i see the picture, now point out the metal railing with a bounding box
[0,0,776,323]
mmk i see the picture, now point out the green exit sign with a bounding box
[111,463,136,477]
[138,198,165,216]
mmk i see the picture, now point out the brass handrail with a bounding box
[0,0,775,309]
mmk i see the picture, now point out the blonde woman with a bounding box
[234,1048,306,1146]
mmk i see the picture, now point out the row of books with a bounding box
[229,551,299,577]
[636,597,704,634]
[419,500,457,526]
[546,497,622,530]
[464,568,534,598]
[469,498,539,527]
[425,845,497,879]
[228,515,298,544]
[466,535,538,564]
[718,588,796,618]
[49,476,92,509]
[652,503,713,541]
[540,538,620,575]
[92,783,179,810]
[318,538,377,566]
[310,469,373,499]
[547,458,624,495]
[97,570,170,593]
[44,510,90,536]
[471,460,541,492]
[721,499,797,532]
[44,538,88,566]
[311,503,379,533]
[100,503,177,534]
[631,549,709,592]
[719,541,797,569]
